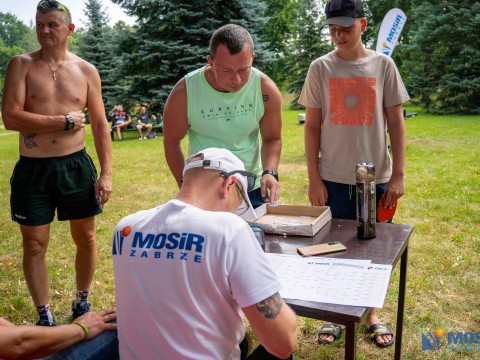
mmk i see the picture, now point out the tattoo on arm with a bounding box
[22,133,38,149]
[256,292,283,319]
[262,94,270,102]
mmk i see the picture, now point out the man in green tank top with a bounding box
[163,24,282,214]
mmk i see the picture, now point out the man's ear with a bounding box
[68,23,75,35]
[220,176,236,199]
[207,55,214,67]
[360,18,367,32]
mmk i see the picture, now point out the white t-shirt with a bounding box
[299,50,410,184]
[112,199,281,360]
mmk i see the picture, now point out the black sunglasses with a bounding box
[219,170,256,192]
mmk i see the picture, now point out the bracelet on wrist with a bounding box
[72,322,89,341]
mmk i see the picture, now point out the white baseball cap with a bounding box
[183,148,257,221]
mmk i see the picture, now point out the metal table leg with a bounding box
[344,321,358,360]
[394,246,408,360]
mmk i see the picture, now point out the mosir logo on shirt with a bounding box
[113,226,204,263]
[329,77,376,126]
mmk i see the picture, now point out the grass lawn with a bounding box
[0,108,479,359]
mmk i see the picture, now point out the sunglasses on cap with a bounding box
[219,170,256,192]
[37,0,72,23]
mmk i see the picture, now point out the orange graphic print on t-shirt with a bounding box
[329,77,376,126]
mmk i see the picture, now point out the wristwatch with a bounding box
[262,170,279,181]
[64,114,75,131]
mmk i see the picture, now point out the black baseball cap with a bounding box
[324,0,365,28]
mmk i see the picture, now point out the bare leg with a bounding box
[365,308,393,345]
[116,122,130,140]
[21,224,51,306]
[115,126,122,140]
[136,124,143,137]
[146,124,153,136]
[70,217,98,293]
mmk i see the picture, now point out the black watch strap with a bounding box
[64,114,74,131]
[262,170,279,181]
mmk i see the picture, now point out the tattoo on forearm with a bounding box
[262,94,270,102]
[22,133,38,149]
[256,292,283,319]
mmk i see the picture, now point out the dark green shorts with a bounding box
[10,149,103,226]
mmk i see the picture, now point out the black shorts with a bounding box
[323,180,388,221]
[10,149,103,226]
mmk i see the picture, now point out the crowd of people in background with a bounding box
[108,104,162,141]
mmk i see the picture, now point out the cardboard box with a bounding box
[249,204,332,237]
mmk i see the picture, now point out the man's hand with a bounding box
[308,177,328,206]
[73,309,117,339]
[260,174,280,203]
[383,174,404,209]
[67,110,86,131]
[96,174,112,205]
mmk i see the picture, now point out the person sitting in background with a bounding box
[136,106,156,140]
[112,147,297,359]
[0,310,118,360]
[109,105,131,141]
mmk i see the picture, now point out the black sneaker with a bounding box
[72,300,91,318]
[36,316,56,326]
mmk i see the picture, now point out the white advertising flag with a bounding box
[376,8,407,57]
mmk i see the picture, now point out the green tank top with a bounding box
[185,66,265,189]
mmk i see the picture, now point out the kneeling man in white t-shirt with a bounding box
[112,147,297,360]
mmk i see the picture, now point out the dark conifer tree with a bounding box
[285,0,333,109]
[111,0,267,113]
[258,0,297,89]
[78,0,125,108]
[402,0,480,113]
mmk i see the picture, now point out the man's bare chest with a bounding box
[25,69,88,110]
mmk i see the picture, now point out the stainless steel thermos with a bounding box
[356,163,376,239]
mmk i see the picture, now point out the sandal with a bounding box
[367,323,395,348]
[318,323,343,344]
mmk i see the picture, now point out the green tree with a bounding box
[68,27,84,56]
[0,13,38,107]
[0,39,24,97]
[285,0,333,109]
[105,21,135,108]
[258,0,297,89]
[111,0,267,113]
[363,0,419,79]
[362,0,415,48]
[0,13,30,48]
[78,0,127,108]
[402,0,480,113]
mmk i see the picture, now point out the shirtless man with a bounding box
[1,0,112,326]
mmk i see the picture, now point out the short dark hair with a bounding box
[36,0,72,24]
[209,24,254,59]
